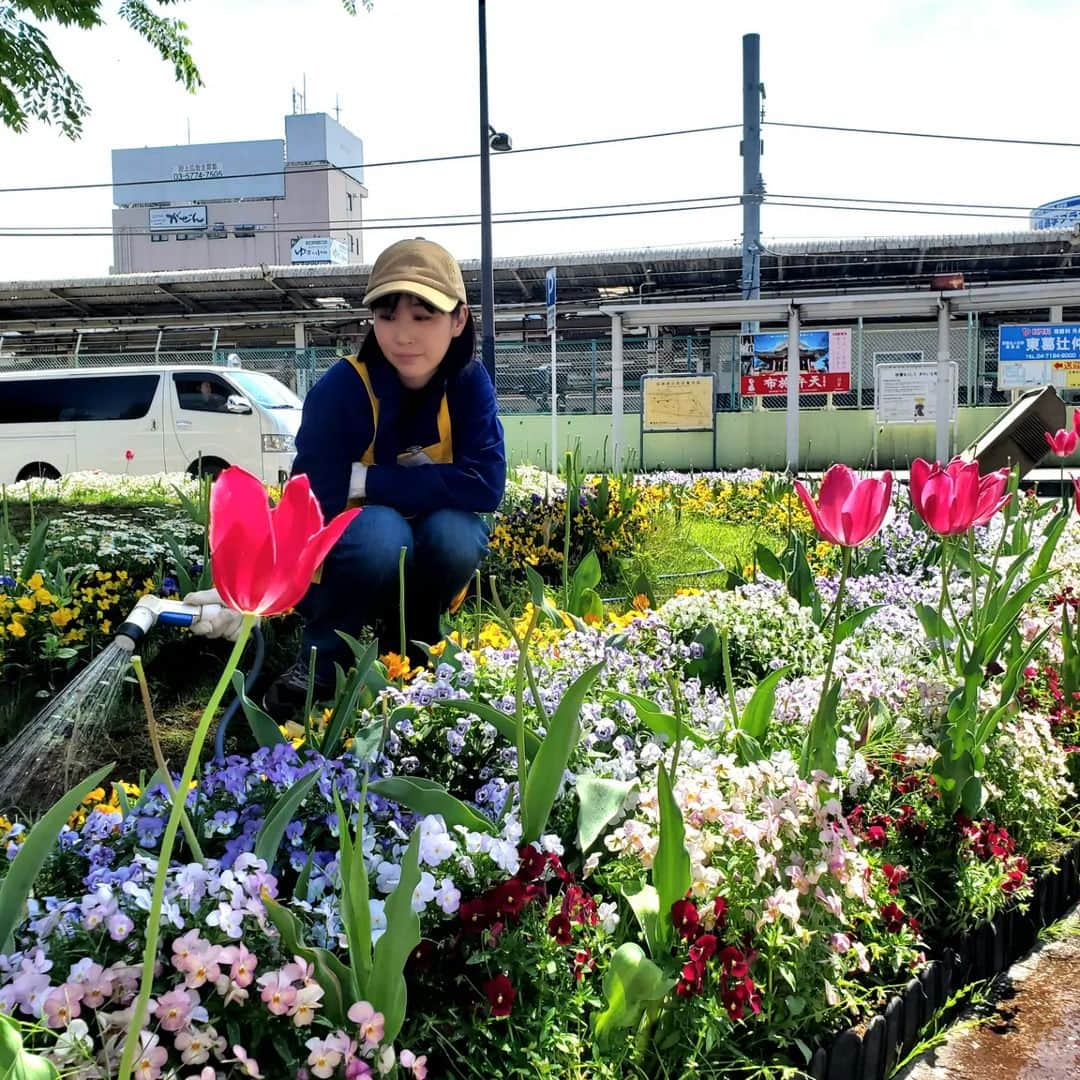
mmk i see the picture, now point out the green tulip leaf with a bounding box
[0,1013,59,1078]
[521,662,604,841]
[231,670,287,749]
[0,762,114,954]
[253,767,323,869]
[653,764,691,949]
[368,777,497,835]
[576,776,638,853]
[593,943,675,1046]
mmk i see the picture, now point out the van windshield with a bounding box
[225,371,302,410]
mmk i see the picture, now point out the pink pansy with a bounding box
[133,1034,169,1080]
[290,982,324,1026]
[400,1049,428,1079]
[233,1045,263,1078]
[256,970,297,1016]
[347,1000,385,1048]
[42,983,83,1028]
[305,1036,344,1079]
[219,944,258,988]
[152,986,202,1032]
[175,1027,213,1065]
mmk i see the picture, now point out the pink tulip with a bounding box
[209,466,359,615]
[1073,475,1080,515]
[1073,410,1080,436]
[909,458,1011,536]
[1045,428,1078,458]
[793,464,893,548]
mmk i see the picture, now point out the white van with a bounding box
[0,365,301,485]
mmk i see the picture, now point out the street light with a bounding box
[478,0,512,388]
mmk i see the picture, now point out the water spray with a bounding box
[114,596,223,651]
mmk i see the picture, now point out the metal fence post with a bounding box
[591,339,598,415]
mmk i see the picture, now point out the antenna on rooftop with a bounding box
[334,94,342,123]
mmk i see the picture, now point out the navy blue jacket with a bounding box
[292,352,506,519]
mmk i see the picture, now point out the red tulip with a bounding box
[1045,428,1078,458]
[124,449,135,462]
[909,458,1011,536]
[209,466,359,615]
[793,464,892,548]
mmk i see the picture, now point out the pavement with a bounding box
[898,903,1080,1079]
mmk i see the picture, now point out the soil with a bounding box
[900,905,1080,1079]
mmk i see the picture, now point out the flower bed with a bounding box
[0,462,1078,1078]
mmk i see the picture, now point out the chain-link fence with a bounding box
[0,319,1016,413]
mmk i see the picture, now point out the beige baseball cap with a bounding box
[362,238,467,313]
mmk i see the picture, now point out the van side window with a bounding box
[0,374,159,423]
[174,374,232,413]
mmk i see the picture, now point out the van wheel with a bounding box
[16,462,60,482]
[187,457,229,481]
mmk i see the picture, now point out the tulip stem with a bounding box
[967,527,980,639]
[818,545,851,715]
[117,615,256,1080]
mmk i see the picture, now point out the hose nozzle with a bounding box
[115,596,222,651]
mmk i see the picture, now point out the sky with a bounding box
[0,0,1078,282]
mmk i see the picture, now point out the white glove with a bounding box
[398,448,434,468]
[349,462,368,501]
[182,587,255,641]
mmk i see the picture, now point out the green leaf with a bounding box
[231,670,286,749]
[324,635,381,758]
[437,699,542,761]
[368,777,497,835]
[521,662,604,841]
[576,776,638,853]
[17,519,49,585]
[653,764,691,949]
[0,1013,59,1078]
[261,893,350,1027]
[0,762,113,953]
[524,564,548,610]
[593,943,675,1046]
[835,604,886,645]
[739,665,791,742]
[1034,506,1070,575]
[334,788,371,1002]
[800,680,842,779]
[622,883,662,959]
[368,829,422,1045]
[755,542,786,582]
[606,690,707,747]
[915,602,946,644]
[253,767,323,869]
[112,781,132,818]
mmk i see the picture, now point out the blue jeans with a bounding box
[297,506,489,679]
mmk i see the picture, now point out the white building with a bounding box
[111,112,367,273]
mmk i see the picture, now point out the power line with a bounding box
[0,188,1053,240]
[764,120,1080,149]
[1,193,739,233]
[0,123,741,197]
[0,199,745,238]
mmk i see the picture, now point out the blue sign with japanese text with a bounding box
[998,324,1080,362]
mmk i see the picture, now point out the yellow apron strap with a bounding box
[345,355,378,466]
[417,394,453,463]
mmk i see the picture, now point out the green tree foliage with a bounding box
[0,0,369,139]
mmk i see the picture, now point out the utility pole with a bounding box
[740,33,764,329]
[478,0,496,387]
